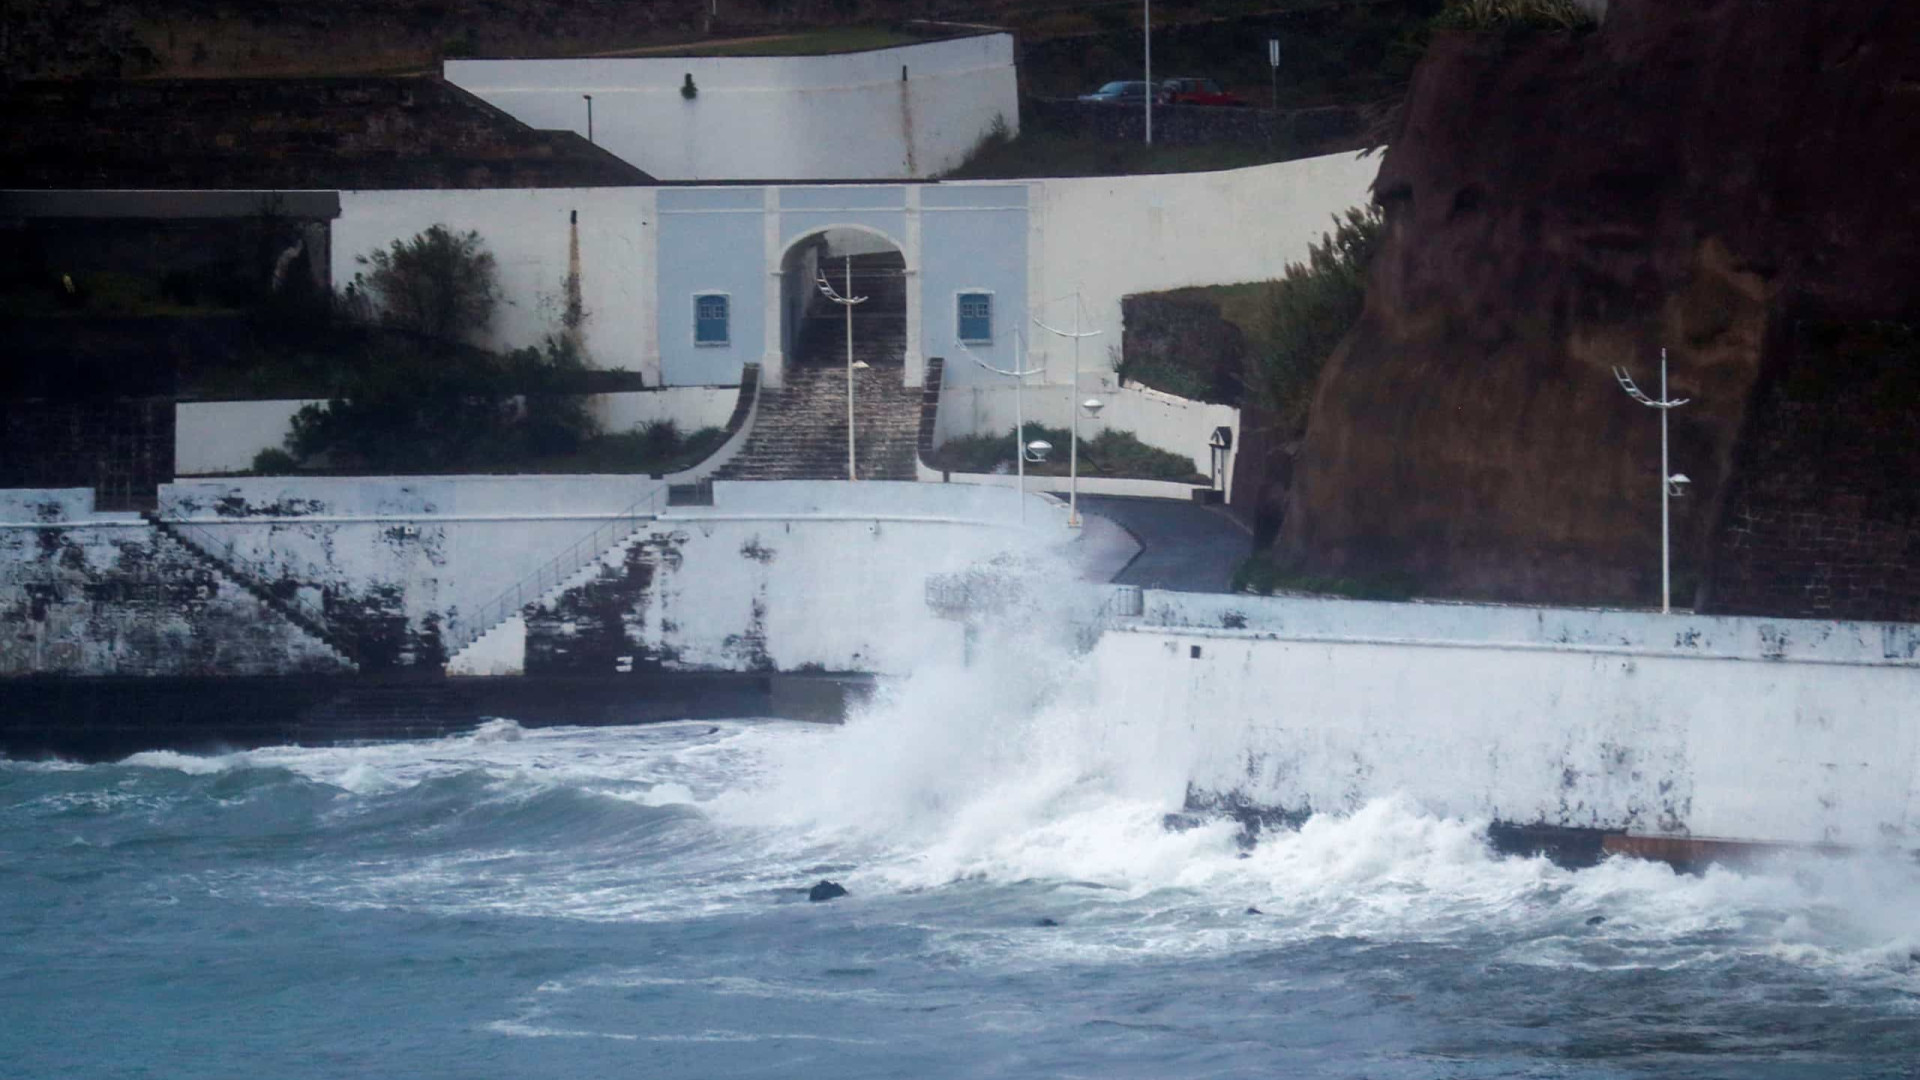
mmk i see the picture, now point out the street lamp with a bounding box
[1143,0,1153,145]
[954,328,1044,523]
[1613,348,1691,614]
[816,257,869,481]
[1033,291,1102,527]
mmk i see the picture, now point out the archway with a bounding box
[778,227,908,376]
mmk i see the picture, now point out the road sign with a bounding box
[1269,39,1280,67]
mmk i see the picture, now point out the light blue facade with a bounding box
[919,184,1027,389]
[652,182,1032,388]
[656,188,767,386]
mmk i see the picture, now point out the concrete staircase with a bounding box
[145,515,359,670]
[717,256,921,481]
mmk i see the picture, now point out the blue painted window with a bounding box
[958,293,992,343]
[695,294,729,345]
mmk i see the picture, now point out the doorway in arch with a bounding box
[718,229,922,481]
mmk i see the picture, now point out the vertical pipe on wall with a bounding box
[1143,0,1153,146]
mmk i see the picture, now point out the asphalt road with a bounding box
[1080,495,1251,594]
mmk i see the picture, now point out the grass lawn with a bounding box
[641,27,921,57]
[941,126,1315,180]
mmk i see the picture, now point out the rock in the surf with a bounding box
[808,880,848,902]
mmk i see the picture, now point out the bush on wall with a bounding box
[1245,204,1384,434]
[348,224,499,345]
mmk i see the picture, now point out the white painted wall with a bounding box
[587,480,1067,675]
[445,35,1020,181]
[333,188,660,378]
[175,400,328,476]
[158,476,672,656]
[590,387,736,435]
[176,388,739,476]
[1090,590,1920,850]
[1023,151,1380,389]
[933,381,1238,494]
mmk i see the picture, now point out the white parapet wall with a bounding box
[333,187,660,376]
[175,387,740,476]
[1089,590,1920,850]
[932,381,1239,496]
[445,34,1020,181]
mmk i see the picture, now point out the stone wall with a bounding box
[1025,98,1365,152]
[1118,291,1247,406]
[0,492,347,677]
[0,78,653,190]
[0,400,174,512]
[1705,321,1920,621]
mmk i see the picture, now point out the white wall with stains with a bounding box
[1089,590,1920,849]
[445,35,1019,181]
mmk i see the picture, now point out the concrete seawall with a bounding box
[1091,590,1920,853]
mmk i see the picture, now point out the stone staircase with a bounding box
[717,255,921,481]
[145,515,359,670]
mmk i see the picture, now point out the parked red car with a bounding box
[1158,77,1248,107]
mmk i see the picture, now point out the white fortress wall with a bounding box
[1024,150,1381,389]
[175,388,739,476]
[1088,590,1920,849]
[606,481,1071,675]
[445,34,1020,181]
[158,476,671,653]
[332,187,659,379]
[932,381,1240,492]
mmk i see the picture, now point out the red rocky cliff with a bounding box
[1277,0,1920,615]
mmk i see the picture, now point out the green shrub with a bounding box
[1246,204,1384,433]
[283,334,599,472]
[350,225,499,344]
[250,448,297,475]
[1431,0,1596,32]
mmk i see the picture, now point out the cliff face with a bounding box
[1279,0,1920,613]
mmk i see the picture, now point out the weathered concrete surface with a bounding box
[1095,589,1920,850]
[0,491,347,677]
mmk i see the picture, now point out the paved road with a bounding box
[1080,495,1252,594]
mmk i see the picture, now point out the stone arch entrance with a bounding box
[777,226,908,379]
[715,227,923,481]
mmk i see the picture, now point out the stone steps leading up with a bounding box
[717,277,922,481]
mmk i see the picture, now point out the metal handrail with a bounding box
[443,487,665,656]
[158,516,357,662]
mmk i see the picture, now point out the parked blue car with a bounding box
[1077,80,1154,105]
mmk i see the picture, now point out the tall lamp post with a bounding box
[955,329,1045,523]
[1033,291,1102,528]
[1613,348,1692,613]
[816,257,868,481]
[1143,0,1153,145]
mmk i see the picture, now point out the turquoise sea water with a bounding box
[4,708,1918,1079]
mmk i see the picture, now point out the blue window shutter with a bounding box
[958,293,992,343]
[695,294,729,345]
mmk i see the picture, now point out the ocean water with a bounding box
[4,657,1919,1078]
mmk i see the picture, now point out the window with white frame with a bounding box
[957,292,992,343]
[694,294,730,345]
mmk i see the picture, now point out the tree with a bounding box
[1247,204,1384,432]
[351,225,499,344]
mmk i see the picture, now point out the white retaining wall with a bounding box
[332,187,659,377]
[1022,150,1380,390]
[175,388,739,476]
[445,35,1020,181]
[1090,590,1920,850]
[932,381,1238,495]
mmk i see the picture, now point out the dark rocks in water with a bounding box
[1586,915,1608,926]
[807,880,847,902]
[1245,906,1264,916]
[1035,917,1060,927]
